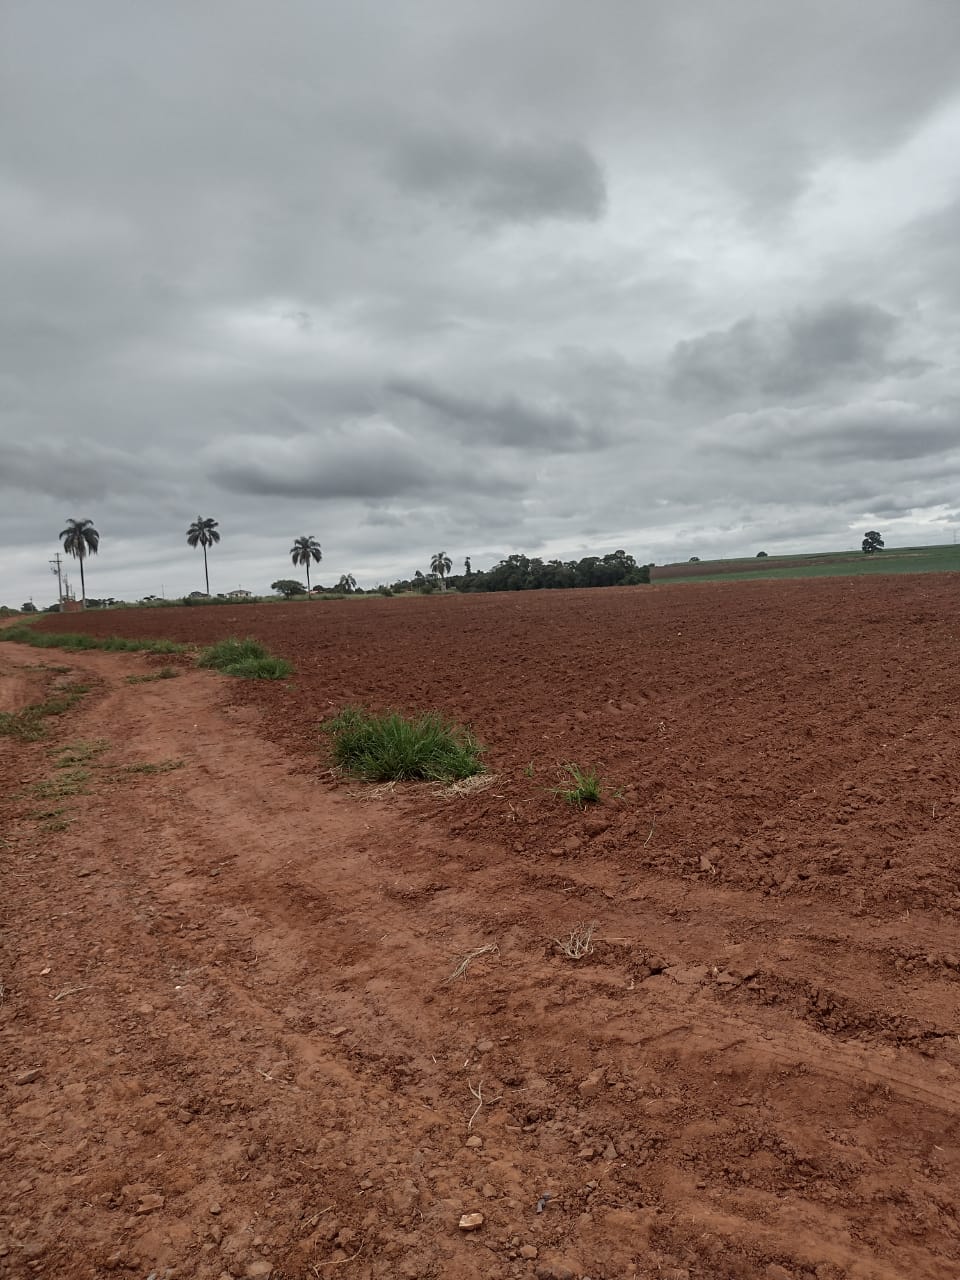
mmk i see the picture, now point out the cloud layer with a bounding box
[3,0,960,603]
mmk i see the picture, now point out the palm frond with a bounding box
[186,516,220,548]
[290,536,322,566]
[60,518,99,559]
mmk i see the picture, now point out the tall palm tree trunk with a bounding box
[79,553,86,608]
[203,545,210,595]
[306,562,311,595]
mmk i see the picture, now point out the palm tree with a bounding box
[186,516,220,595]
[290,535,322,595]
[430,550,452,591]
[337,573,357,594]
[59,518,100,607]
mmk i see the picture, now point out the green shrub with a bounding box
[196,637,292,679]
[324,707,484,781]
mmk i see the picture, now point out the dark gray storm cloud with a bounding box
[3,0,960,603]
[208,424,527,501]
[387,131,607,224]
[700,401,960,463]
[387,377,607,450]
[669,302,923,403]
[0,439,162,503]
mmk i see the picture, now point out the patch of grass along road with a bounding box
[3,625,288,681]
[0,681,92,741]
[324,707,485,782]
[0,626,188,654]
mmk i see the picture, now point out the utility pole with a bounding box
[49,553,64,606]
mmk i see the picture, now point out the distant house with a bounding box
[227,589,252,599]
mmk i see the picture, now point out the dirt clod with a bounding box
[577,1069,604,1098]
[535,1257,580,1280]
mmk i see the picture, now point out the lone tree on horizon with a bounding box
[186,515,220,595]
[59,518,99,608]
[290,535,322,595]
[862,530,885,555]
[431,550,452,590]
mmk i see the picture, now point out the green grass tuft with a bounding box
[53,739,108,766]
[32,768,90,799]
[119,759,184,775]
[100,636,185,654]
[225,655,292,680]
[324,706,485,782]
[196,636,267,666]
[551,763,603,808]
[39,813,70,832]
[125,666,180,684]
[196,637,292,680]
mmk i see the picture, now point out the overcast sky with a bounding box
[4,0,960,604]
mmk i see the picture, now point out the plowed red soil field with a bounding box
[3,577,960,1279]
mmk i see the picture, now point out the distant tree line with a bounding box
[404,549,651,594]
[33,515,650,609]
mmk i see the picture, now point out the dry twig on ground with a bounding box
[554,921,597,960]
[467,1078,502,1129]
[446,941,500,982]
[312,1237,365,1269]
[345,780,398,801]
[437,773,499,798]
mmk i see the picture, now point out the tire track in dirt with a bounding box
[2,642,960,1278]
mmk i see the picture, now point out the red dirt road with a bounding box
[3,578,960,1277]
